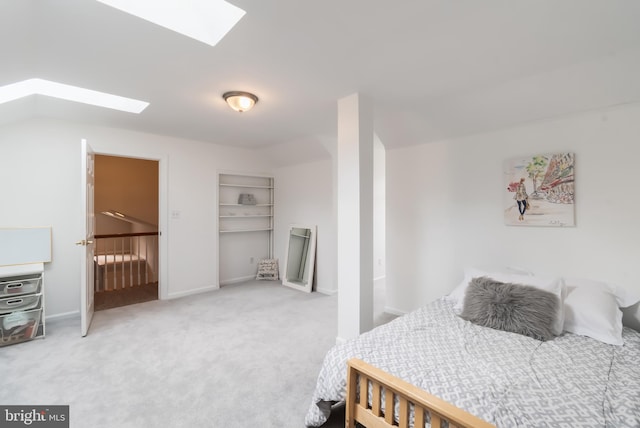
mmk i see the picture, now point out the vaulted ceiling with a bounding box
[2,1,640,163]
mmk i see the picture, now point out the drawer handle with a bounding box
[6,298,24,306]
[6,282,24,292]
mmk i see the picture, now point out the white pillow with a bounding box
[564,277,640,308]
[563,283,623,346]
[616,285,640,308]
[448,267,564,336]
[446,267,483,304]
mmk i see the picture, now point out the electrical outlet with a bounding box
[250,257,254,264]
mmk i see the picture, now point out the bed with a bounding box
[345,358,494,428]
[305,268,640,427]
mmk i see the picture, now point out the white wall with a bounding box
[1,121,79,317]
[0,118,273,317]
[385,103,640,328]
[274,160,336,294]
[272,144,386,297]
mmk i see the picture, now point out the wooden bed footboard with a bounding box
[346,358,495,428]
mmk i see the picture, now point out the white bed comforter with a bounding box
[305,298,640,427]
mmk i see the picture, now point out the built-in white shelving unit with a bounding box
[218,172,274,284]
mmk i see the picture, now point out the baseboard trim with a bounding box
[46,310,80,321]
[383,306,407,317]
[167,285,219,299]
[219,275,256,286]
[316,287,337,295]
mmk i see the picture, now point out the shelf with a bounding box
[219,203,273,207]
[220,228,273,233]
[219,183,274,189]
[218,172,274,277]
[219,215,272,218]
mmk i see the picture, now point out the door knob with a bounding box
[75,240,94,246]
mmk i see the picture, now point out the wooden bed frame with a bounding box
[346,358,495,428]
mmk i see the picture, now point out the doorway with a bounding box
[93,154,159,310]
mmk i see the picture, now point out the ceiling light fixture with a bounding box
[223,91,258,113]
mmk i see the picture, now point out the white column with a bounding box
[337,93,374,341]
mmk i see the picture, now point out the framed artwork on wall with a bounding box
[504,152,575,227]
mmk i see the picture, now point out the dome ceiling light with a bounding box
[223,91,258,113]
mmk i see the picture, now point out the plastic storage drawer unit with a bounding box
[0,264,45,347]
[0,308,42,345]
[0,274,42,298]
[0,293,42,313]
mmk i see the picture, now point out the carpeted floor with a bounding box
[0,280,394,428]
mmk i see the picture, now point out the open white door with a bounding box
[79,139,95,336]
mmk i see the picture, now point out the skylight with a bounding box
[95,0,246,47]
[0,79,149,113]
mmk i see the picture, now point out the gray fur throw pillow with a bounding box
[460,276,559,341]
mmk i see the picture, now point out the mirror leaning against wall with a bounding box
[282,224,317,293]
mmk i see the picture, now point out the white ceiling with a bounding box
[2,0,640,163]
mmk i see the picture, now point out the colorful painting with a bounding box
[504,153,575,227]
